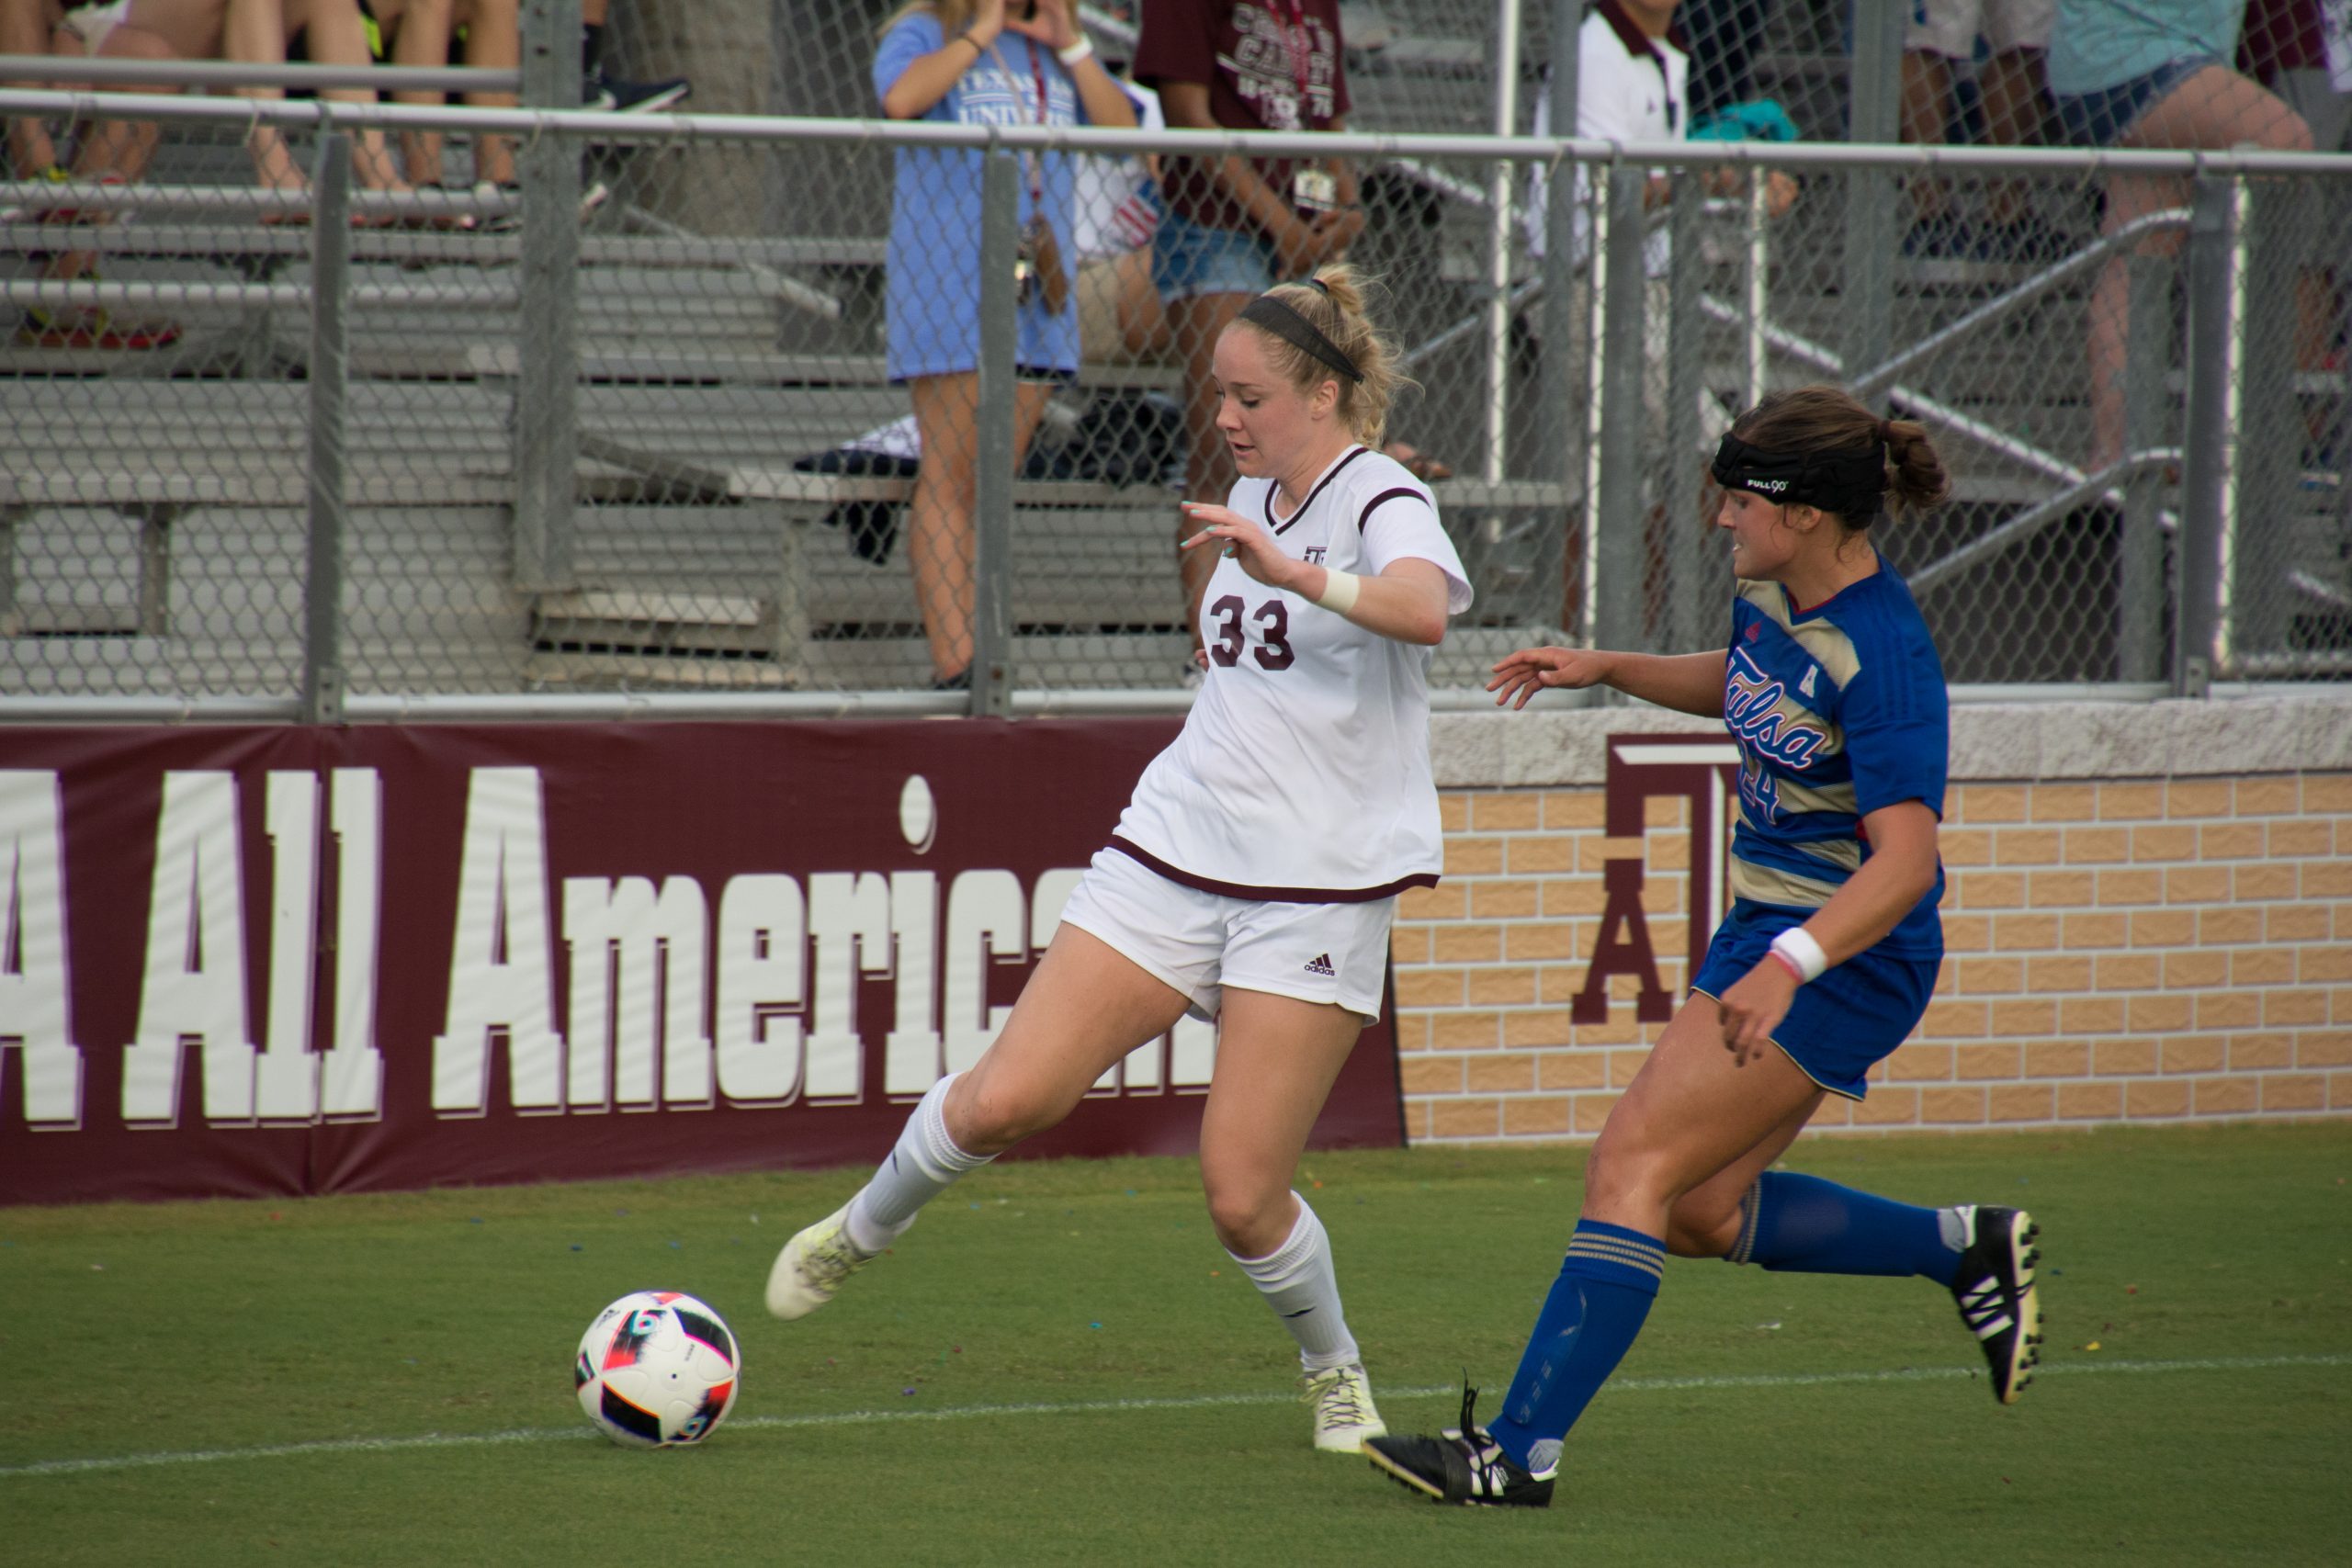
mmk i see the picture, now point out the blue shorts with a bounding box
[2052,58,2215,147]
[1688,902,1940,1100]
[1151,209,1276,304]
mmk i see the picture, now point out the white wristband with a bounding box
[1312,568,1361,616]
[1057,36,1094,65]
[1769,927,1828,984]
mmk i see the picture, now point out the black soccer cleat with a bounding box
[1364,1384,1556,1507]
[1950,1204,2043,1404]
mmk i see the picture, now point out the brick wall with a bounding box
[1394,698,2352,1143]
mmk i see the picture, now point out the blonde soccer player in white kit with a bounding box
[764,263,1472,1454]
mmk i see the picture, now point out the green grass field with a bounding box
[5,1122,2347,1566]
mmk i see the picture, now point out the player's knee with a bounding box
[950,1079,1066,1154]
[1664,1193,1742,1258]
[1201,1183,1285,1257]
[1582,1137,1677,1215]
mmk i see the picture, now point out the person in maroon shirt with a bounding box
[1133,0,1366,662]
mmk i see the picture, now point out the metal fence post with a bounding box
[1539,0,1579,636]
[1842,2,1901,407]
[514,0,582,593]
[1664,174,1708,653]
[970,150,1018,716]
[2174,175,2243,696]
[2234,175,2298,665]
[303,130,352,724]
[1481,0,1523,485]
[1593,164,1646,653]
[2116,254,2166,682]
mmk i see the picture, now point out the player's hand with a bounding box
[1486,646,1616,709]
[1179,501,1293,591]
[1715,956,1799,1066]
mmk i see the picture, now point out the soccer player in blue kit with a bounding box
[1365,385,2044,1508]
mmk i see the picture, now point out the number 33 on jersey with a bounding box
[1116,445,1475,898]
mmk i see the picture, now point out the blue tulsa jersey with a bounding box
[1721,557,1949,956]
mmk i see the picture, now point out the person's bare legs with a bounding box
[1168,289,1249,647]
[1977,48,2047,227]
[280,0,407,195]
[2086,66,2312,468]
[1898,49,1956,227]
[943,924,1193,1154]
[904,372,1052,683]
[386,0,516,190]
[3,0,63,176]
[1195,987,1363,1258]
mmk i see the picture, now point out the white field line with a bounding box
[4,1351,2346,1481]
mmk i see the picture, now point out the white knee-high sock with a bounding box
[842,1073,994,1255]
[1229,1194,1362,1373]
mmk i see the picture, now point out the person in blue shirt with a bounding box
[873,0,1136,687]
[1364,385,2045,1508]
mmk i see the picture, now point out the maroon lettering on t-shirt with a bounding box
[1133,0,1352,234]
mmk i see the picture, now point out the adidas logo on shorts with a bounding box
[1304,953,1336,976]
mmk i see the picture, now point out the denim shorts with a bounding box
[1688,901,1941,1100]
[2052,57,2214,147]
[1151,209,1276,304]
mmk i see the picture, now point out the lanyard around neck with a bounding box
[982,37,1051,201]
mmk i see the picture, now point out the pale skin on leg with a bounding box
[904,371,1051,684]
[3,0,63,175]
[372,0,519,190]
[2086,65,2314,469]
[942,924,1364,1258]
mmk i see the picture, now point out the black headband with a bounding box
[1238,292,1363,384]
[1710,432,1887,521]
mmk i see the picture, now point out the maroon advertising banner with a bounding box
[0,721,1403,1206]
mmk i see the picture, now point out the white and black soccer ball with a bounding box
[574,1291,741,1448]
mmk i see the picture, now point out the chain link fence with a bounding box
[3,1,2350,716]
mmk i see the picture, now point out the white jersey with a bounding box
[1110,446,1474,900]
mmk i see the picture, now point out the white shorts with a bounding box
[1905,0,2052,60]
[57,0,130,53]
[1055,846,1396,1025]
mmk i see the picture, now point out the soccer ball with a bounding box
[574,1290,741,1448]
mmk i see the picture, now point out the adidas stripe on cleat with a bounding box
[1950,1204,2043,1404]
[1364,1385,1555,1507]
[764,1203,877,1321]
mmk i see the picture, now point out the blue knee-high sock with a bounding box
[1727,1170,1962,1287]
[1485,1220,1665,1473]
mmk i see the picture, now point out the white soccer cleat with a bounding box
[1305,1363,1387,1453]
[764,1204,877,1321]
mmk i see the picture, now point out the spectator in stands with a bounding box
[1527,4,1797,425]
[11,1,209,347]
[1899,2,2063,261]
[1072,66,1170,366]
[1525,1,1797,632]
[220,0,413,207]
[1133,0,1363,668]
[1680,0,1770,126]
[875,0,1137,690]
[3,1,68,186]
[2048,0,2316,470]
[365,0,518,203]
[579,0,686,113]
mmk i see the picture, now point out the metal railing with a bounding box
[3,64,2349,717]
